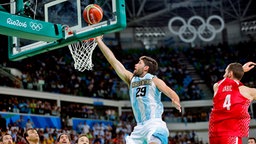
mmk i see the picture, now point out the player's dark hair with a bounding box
[140,56,158,74]
[228,62,244,80]
[249,137,256,142]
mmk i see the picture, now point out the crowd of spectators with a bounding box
[0,94,206,143]
[0,38,203,101]
[0,94,211,131]
[169,131,204,144]
[0,95,59,116]
[1,114,203,144]
[163,108,210,124]
[185,40,256,90]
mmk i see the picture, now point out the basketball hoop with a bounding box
[65,27,98,72]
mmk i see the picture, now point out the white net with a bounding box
[68,39,98,72]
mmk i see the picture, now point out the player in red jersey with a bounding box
[209,61,256,144]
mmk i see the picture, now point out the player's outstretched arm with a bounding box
[96,36,133,85]
[243,61,256,72]
[153,77,181,112]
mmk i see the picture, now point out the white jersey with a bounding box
[129,73,164,123]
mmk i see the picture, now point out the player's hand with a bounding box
[95,35,103,42]
[243,61,256,72]
[172,100,181,113]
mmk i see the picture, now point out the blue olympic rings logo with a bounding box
[30,22,43,31]
[168,15,225,43]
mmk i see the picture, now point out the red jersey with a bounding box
[209,78,251,137]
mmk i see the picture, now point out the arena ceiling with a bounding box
[125,0,256,27]
[1,0,255,29]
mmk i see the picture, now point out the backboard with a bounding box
[1,0,126,61]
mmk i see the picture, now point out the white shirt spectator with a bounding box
[83,122,90,134]
[26,119,34,129]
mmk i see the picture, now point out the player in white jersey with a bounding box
[96,36,181,144]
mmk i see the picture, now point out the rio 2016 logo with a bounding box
[6,18,43,31]
[7,18,27,28]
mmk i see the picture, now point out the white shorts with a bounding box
[125,118,169,144]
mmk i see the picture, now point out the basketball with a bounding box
[83,4,103,25]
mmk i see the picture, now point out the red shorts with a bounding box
[209,136,242,144]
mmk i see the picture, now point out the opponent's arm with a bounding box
[240,61,256,100]
[239,86,256,101]
[96,37,133,85]
[243,61,256,72]
[250,88,256,100]
[153,77,181,112]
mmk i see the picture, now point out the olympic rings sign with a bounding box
[30,22,43,31]
[168,15,225,43]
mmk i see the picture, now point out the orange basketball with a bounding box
[83,4,103,25]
